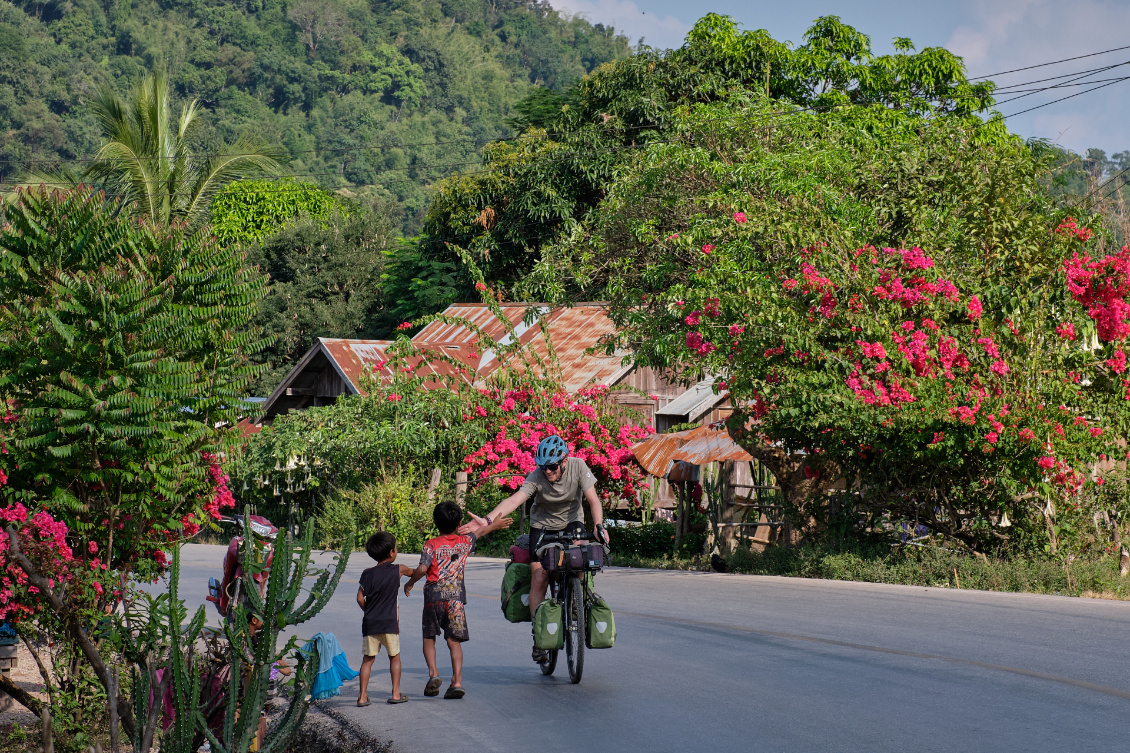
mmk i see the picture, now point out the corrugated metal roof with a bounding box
[414,304,628,392]
[319,339,394,393]
[671,430,753,465]
[655,377,727,421]
[413,304,528,344]
[631,426,712,477]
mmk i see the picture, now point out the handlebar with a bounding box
[534,530,609,557]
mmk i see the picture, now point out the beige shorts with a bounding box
[362,633,400,657]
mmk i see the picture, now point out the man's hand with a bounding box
[404,583,414,597]
[593,523,609,546]
[457,512,488,536]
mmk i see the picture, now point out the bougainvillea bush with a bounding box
[461,384,651,502]
[591,100,1130,552]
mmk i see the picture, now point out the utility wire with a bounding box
[1002,76,1130,119]
[991,61,1130,108]
[970,43,1130,80]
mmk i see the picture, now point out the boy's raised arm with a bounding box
[403,563,427,597]
[398,564,414,578]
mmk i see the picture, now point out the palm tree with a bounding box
[11,69,284,228]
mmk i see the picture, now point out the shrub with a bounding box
[608,522,678,558]
[316,471,437,553]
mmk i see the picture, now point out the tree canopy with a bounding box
[410,13,1000,309]
[579,97,1121,551]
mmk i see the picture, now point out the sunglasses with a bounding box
[541,461,565,473]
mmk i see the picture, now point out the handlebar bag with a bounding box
[538,543,565,572]
[563,546,586,571]
[582,544,606,570]
[586,593,616,649]
[500,562,532,623]
[533,600,564,650]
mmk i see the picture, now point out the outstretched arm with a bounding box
[457,489,526,536]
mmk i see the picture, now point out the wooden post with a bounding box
[426,467,442,504]
[454,471,468,508]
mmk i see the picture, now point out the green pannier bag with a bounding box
[533,599,564,650]
[500,562,532,623]
[586,593,615,649]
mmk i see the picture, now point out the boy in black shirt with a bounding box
[357,531,414,705]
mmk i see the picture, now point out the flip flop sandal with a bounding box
[424,677,442,697]
[444,685,465,700]
[357,699,371,707]
[387,695,409,704]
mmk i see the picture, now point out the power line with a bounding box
[991,61,1130,108]
[1001,76,1130,119]
[970,43,1130,81]
[992,65,1130,90]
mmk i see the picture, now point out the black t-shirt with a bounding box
[359,562,401,635]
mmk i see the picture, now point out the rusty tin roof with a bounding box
[631,426,711,477]
[671,430,753,465]
[631,425,751,476]
[415,303,628,391]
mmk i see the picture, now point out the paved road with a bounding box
[177,543,1130,752]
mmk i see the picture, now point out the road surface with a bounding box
[177,543,1130,752]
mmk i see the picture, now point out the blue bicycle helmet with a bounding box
[534,435,569,467]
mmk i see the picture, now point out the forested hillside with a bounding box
[0,0,630,228]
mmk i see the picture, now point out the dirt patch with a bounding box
[281,702,392,753]
[0,640,45,733]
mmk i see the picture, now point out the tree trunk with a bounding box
[725,415,839,545]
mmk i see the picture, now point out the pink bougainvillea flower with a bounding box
[1055,322,1076,340]
[396,322,412,330]
[733,212,747,224]
[474,282,487,291]
[684,310,701,326]
[387,393,402,402]
[1108,349,1127,374]
[1037,456,1056,470]
[702,244,715,255]
[728,324,745,335]
[967,296,983,320]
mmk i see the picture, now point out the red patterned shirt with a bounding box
[419,533,476,604]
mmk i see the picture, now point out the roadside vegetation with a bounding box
[6,5,1130,750]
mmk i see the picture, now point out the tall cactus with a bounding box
[117,545,209,753]
[201,513,352,753]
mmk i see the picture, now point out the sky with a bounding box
[550,0,1130,158]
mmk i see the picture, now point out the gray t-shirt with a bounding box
[520,457,597,530]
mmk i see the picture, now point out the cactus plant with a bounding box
[201,512,352,753]
[110,513,350,753]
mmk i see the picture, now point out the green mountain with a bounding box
[0,0,631,229]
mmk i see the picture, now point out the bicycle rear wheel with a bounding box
[564,573,585,684]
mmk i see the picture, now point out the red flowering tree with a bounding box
[589,101,1130,550]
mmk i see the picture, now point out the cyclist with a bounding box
[460,434,609,663]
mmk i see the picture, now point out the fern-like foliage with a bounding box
[0,185,271,578]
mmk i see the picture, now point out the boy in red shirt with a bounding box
[404,501,508,699]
